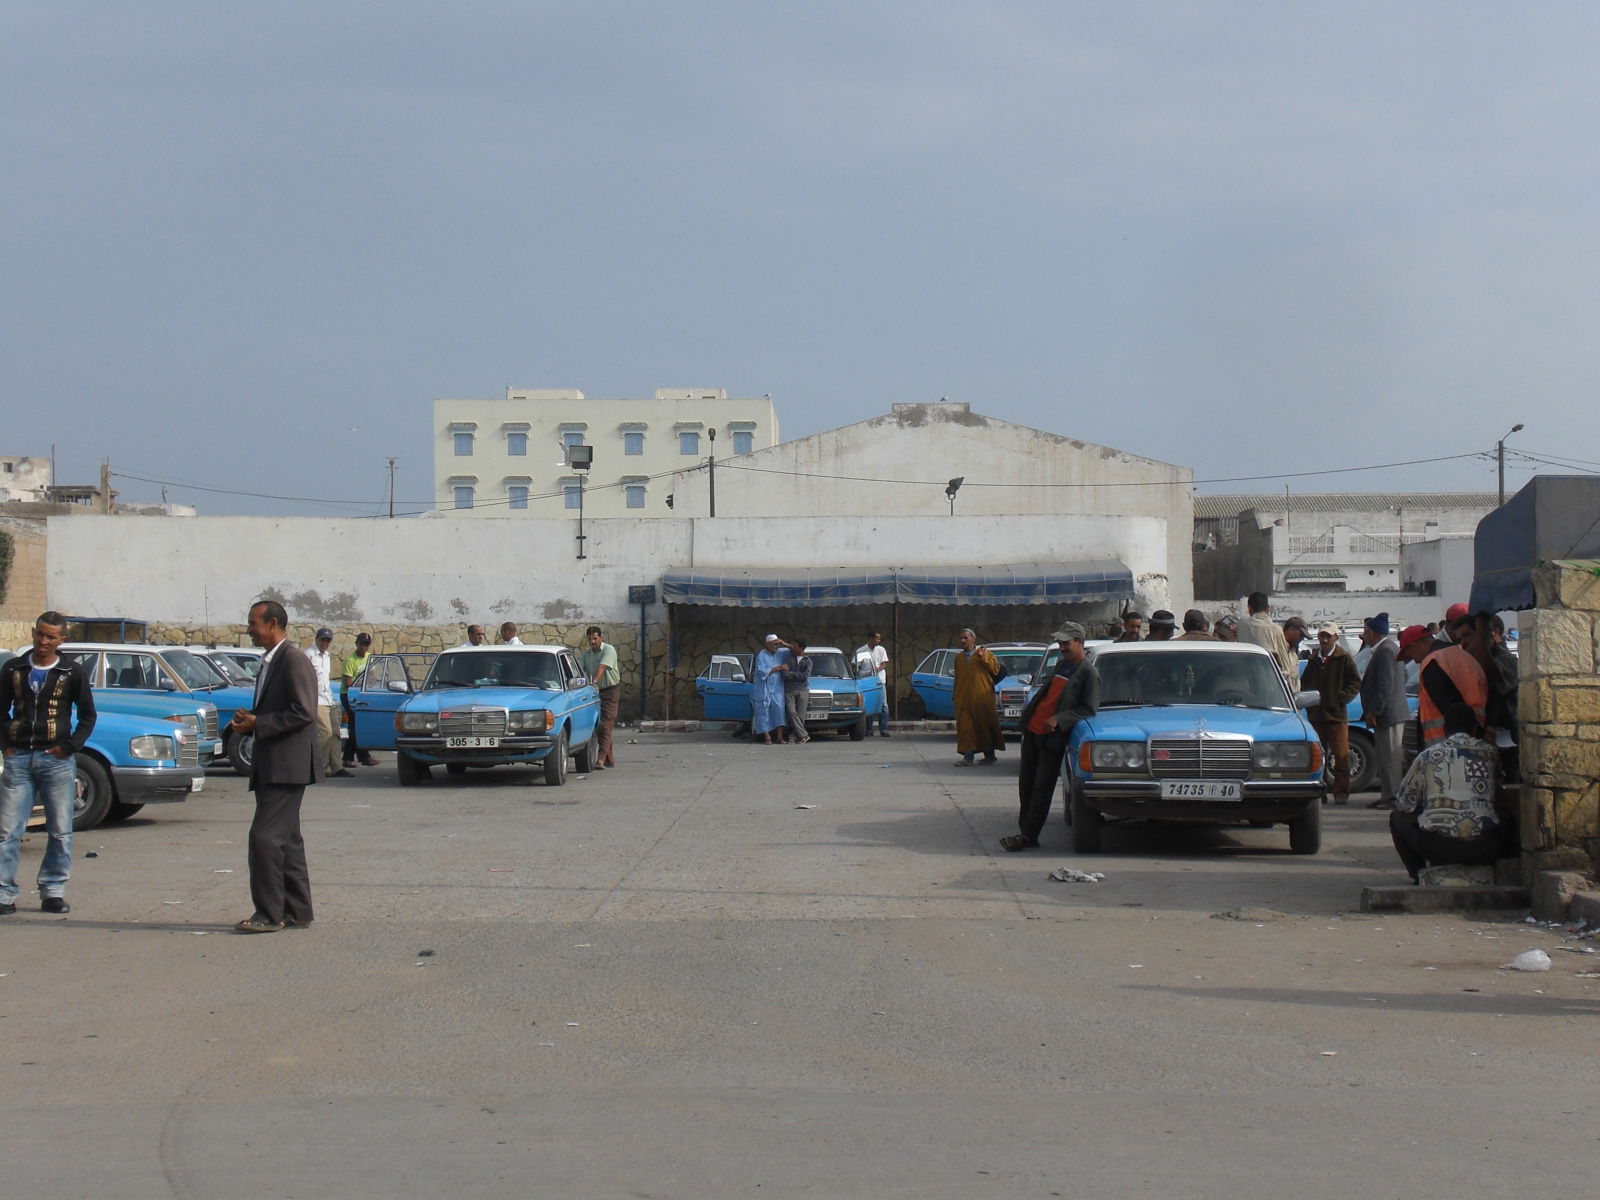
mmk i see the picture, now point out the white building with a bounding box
[1,456,54,503]
[433,387,779,518]
[1194,492,1497,593]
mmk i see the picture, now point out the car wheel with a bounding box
[1068,776,1101,853]
[72,753,115,831]
[849,713,867,741]
[226,730,254,776]
[543,730,569,786]
[1288,800,1322,854]
[397,751,430,787]
[574,734,597,773]
[1346,728,1376,794]
[108,802,146,822]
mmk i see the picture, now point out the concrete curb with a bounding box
[1361,885,1530,913]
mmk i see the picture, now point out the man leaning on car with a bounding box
[1000,623,1099,852]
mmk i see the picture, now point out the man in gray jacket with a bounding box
[1358,613,1408,809]
[1000,624,1100,851]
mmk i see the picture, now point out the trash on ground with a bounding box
[84,851,99,859]
[795,804,817,809]
[1319,1050,1338,1056]
[1048,867,1104,883]
[1210,907,1287,922]
[418,949,435,957]
[1501,949,1552,972]
[212,869,232,874]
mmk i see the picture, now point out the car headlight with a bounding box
[129,734,176,761]
[1088,741,1147,770]
[1255,742,1310,770]
[833,691,860,708]
[398,712,439,733]
[506,710,553,733]
[166,714,202,735]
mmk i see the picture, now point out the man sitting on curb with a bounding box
[1388,701,1511,884]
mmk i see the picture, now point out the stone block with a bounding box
[1521,608,1595,677]
[1552,683,1600,725]
[1531,870,1593,921]
[1553,785,1600,841]
[1539,738,1600,779]
[1418,864,1495,887]
[1518,678,1550,722]
[1520,787,1555,851]
[1530,846,1594,873]
[1533,559,1600,611]
[1362,885,1528,913]
[1493,856,1527,886]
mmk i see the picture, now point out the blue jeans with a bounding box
[0,749,76,902]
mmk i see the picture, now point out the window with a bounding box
[563,482,581,509]
[454,485,475,510]
[508,485,528,510]
[506,432,527,456]
[732,430,753,455]
[453,432,474,456]
[624,431,644,456]
[562,430,585,450]
[679,431,700,455]
[626,483,645,509]
[106,653,160,689]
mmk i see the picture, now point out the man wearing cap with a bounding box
[1301,622,1362,804]
[1176,609,1217,641]
[1398,619,1488,748]
[1358,614,1406,808]
[1000,624,1100,851]
[1145,610,1177,641]
[1432,602,1470,653]
[750,634,791,745]
[1113,612,1144,643]
[1213,615,1240,642]
[1281,616,1310,660]
[340,632,379,767]
[1239,592,1298,682]
[305,628,347,779]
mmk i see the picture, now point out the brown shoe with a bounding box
[235,915,285,934]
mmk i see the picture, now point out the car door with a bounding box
[104,650,177,695]
[559,651,601,743]
[345,654,410,750]
[914,650,956,718]
[697,654,752,721]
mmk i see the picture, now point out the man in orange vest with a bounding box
[1398,619,1488,746]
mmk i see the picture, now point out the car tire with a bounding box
[543,730,568,787]
[1345,728,1376,794]
[397,751,430,787]
[1288,801,1322,854]
[574,735,597,773]
[226,730,254,776]
[1068,777,1101,853]
[108,802,146,822]
[849,713,867,741]
[72,753,115,831]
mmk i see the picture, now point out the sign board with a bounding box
[628,585,657,606]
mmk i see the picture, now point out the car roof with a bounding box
[438,644,569,655]
[1092,641,1276,658]
[986,642,1048,650]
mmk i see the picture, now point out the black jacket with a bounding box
[0,653,97,753]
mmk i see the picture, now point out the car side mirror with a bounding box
[1293,691,1318,710]
[732,672,745,682]
[387,680,410,694]
[160,680,178,691]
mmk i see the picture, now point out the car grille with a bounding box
[998,688,1026,706]
[1148,736,1252,779]
[805,692,833,716]
[438,708,508,738]
[177,734,199,768]
[203,710,218,740]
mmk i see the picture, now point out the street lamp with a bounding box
[707,427,717,518]
[1496,423,1524,506]
[567,444,593,559]
[945,476,964,516]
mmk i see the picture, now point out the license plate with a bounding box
[1003,706,1022,718]
[446,736,499,749]
[1159,780,1241,800]
[190,777,205,792]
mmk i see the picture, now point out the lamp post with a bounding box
[707,427,717,518]
[1496,423,1524,506]
[945,476,964,515]
[567,444,593,559]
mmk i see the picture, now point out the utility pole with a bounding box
[707,427,717,518]
[100,459,112,514]
[1496,423,1525,506]
[387,457,397,518]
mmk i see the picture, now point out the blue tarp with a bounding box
[1469,477,1600,613]
[660,561,1135,608]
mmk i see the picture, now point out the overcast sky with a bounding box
[5,2,1598,515]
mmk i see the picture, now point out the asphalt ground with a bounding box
[3,730,1596,1199]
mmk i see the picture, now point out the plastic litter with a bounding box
[795,804,817,810]
[1048,868,1105,883]
[1500,949,1552,972]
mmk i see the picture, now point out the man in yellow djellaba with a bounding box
[952,628,1005,767]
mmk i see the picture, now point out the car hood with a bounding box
[807,679,861,693]
[90,691,214,720]
[403,687,564,713]
[1079,706,1312,741]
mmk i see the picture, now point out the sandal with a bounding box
[953,758,973,767]
[998,835,1036,852]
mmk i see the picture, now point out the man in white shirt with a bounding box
[498,622,523,646]
[1237,591,1298,683]
[304,628,348,778]
[454,624,487,650]
[854,631,891,737]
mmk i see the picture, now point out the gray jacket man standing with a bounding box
[1359,614,1408,807]
[231,600,320,933]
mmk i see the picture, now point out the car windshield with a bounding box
[222,652,262,679]
[204,654,254,685]
[164,649,227,690]
[808,651,854,679]
[992,649,1042,677]
[423,651,564,690]
[1097,651,1289,709]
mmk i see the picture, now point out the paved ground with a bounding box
[4,731,1596,1199]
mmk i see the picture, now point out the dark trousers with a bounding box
[248,783,313,924]
[1388,809,1509,881]
[1016,728,1069,844]
[341,699,362,763]
[1310,715,1351,800]
[596,686,619,766]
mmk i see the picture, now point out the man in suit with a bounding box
[230,600,320,933]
